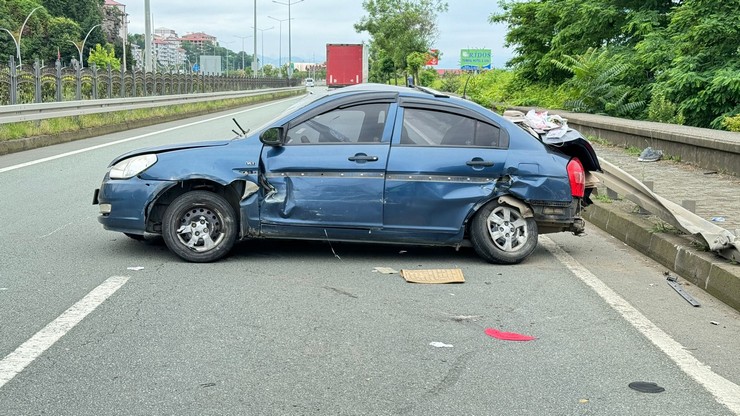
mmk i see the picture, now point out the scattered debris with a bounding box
[429,342,454,348]
[324,286,358,299]
[372,267,399,274]
[0,288,7,291]
[400,269,465,284]
[628,381,665,393]
[450,315,483,322]
[126,266,144,271]
[666,274,701,307]
[637,147,663,162]
[704,171,718,175]
[484,328,536,342]
[711,217,726,222]
[710,321,719,326]
[399,250,408,254]
[579,399,589,404]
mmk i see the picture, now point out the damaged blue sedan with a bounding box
[93,84,587,263]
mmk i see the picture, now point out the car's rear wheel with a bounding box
[470,200,538,264]
[162,191,237,262]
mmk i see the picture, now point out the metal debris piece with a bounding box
[666,274,701,307]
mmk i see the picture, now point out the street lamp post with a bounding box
[0,6,42,68]
[252,26,274,76]
[273,0,304,79]
[268,15,292,76]
[69,24,101,69]
[234,35,252,71]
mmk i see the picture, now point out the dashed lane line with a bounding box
[0,276,129,389]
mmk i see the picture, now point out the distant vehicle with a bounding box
[93,84,588,264]
[305,78,315,87]
[326,44,368,88]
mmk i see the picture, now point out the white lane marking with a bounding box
[0,97,300,175]
[541,236,740,415]
[0,276,129,389]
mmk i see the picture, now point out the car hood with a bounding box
[110,140,232,166]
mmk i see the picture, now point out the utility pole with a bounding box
[234,35,252,71]
[144,0,152,72]
[268,15,292,76]
[0,6,42,68]
[273,0,304,79]
[252,0,258,74]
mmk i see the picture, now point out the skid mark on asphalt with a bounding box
[0,276,129,390]
[541,236,740,415]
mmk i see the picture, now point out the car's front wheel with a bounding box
[162,191,237,262]
[470,200,538,264]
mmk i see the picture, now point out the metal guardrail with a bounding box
[596,158,739,262]
[0,87,305,124]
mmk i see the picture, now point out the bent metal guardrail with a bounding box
[596,158,739,262]
[0,87,305,124]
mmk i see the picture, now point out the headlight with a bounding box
[109,154,157,179]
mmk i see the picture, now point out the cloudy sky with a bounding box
[121,0,513,69]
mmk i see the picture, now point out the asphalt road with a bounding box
[1,94,739,415]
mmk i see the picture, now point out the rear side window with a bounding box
[400,108,507,148]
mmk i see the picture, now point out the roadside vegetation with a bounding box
[0,92,299,142]
[357,0,740,132]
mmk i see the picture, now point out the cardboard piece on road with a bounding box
[400,268,465,284]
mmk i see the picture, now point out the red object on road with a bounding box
[326,44,368,88]
[484,327,536,341]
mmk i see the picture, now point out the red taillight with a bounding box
[567,158,585,198]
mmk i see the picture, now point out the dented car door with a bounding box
[259,100,395,237]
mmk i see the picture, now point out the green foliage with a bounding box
[648,0,740,128]
[356,0,447,74]
[723,114,740,132]
[87,43,119,70]
[551,47,644,117]
[646,91,685,124]
[417,67,437,87]
[405,51,427,84]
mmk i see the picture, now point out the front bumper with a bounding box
[94,176,177,234]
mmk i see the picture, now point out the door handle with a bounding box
[348,154,379,162]
[466,159,494,167]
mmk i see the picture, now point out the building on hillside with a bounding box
[180,32,217,49]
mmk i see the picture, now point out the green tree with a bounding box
[87,42,120,69]
[551,47,644,116]
[405,51,427,84]
[355,0,447,74]
[41,0,105,56]
[649,0,740,128]
[490,0,679,83]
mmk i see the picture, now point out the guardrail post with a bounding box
[639,181,654,214]
[55,59,62,102]
[73,59,81,100]
[120,68,125,98]
[107,64,112,98]
[92,63,99,99]
[9,56,18,105]
[34,59,42,103]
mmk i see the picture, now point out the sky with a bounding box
[121,0,514,69]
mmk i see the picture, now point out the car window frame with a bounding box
[397,98,510,149]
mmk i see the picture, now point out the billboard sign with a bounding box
[460,49,491,70]
[425,49,439,66]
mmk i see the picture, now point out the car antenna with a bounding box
[232,118,249,137]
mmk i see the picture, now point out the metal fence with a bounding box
[0,56,299,105]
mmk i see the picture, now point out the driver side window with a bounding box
[286,103,389,144]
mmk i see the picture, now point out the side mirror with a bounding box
[259,127,284,146]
